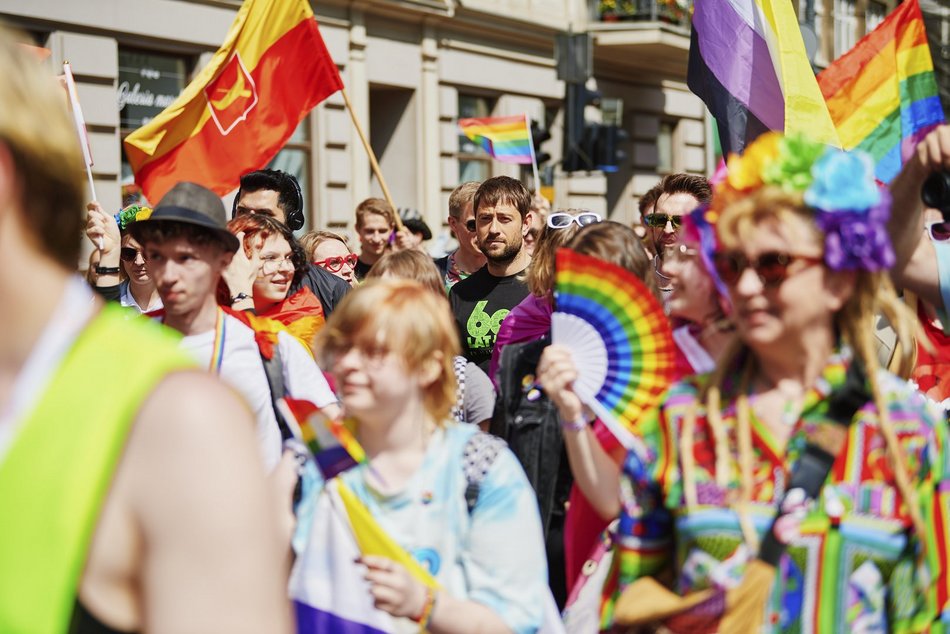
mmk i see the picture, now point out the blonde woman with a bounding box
[539,133,950,630]
[296,279,551,633]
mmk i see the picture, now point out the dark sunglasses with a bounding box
[464,219,477,232]
[314,253,358,272]
[712,251,823,288]
[643,213,683,228]
[120,247,143,262]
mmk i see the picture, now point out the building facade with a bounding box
[0,0,944,251]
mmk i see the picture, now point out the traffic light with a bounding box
[562,82,601,172]
[595,124,629,173]
[530,119,552,167]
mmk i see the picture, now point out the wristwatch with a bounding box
[230,292,250,305]
[94,265,120,275]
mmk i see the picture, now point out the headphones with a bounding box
[232,169,305,231]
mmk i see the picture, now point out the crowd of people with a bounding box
[4,23,950,634]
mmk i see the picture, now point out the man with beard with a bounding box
[642,173,711,295]
[449,176,533,373]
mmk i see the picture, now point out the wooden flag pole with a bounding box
[339,87,403,230]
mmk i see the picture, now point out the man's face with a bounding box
[447,201,482,258]
[647,192,700,253]
[357,213,392,258]
[475,201,526,265]
[235,189,286,225]
[145,236,232,317]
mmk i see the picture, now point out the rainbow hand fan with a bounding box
[553,247,677,448]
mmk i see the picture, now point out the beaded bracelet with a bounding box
[560,415,589,433]
[414,587,437,631]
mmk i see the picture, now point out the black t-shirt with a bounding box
[448,265,529,372]
[354,258,373,282]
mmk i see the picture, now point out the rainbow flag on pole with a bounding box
[687,0,840,157]
[458,114,535,164]
[817,0,944,184]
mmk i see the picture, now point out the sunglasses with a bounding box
[547,211,602,229]
[643,213,684,229]
[120,247,143,262]
[928,221,950,242]
[314,253,358,272]
[464,219,477,233]
[712,251,823,288]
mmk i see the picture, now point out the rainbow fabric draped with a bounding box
[687,0,840,156]
[817,0,944,183]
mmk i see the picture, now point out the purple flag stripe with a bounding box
[692,0,785,131]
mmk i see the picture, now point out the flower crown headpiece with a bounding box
[707,132,894,272]
[113,205,153,231]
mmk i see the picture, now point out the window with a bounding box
[657,121,675,174]
[865,0,887,34]
[458,95,494,183]
[834,0,857,58]
[118,48,191,206]
[267,119,313,231]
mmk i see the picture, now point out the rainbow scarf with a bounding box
[818,0,944,183]
[256,287,326,354]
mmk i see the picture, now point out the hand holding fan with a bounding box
[553,247,677,448]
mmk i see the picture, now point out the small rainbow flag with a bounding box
[278,397,369,480]
[458,114,534,164]
[818,0,944,184]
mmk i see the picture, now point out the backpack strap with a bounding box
[462,431,507,513]
[260,343,295,441]
[452,355,468,423]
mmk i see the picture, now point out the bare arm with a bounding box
[890,125,950,278]
[537,344,621,521]
[128,371,292,634]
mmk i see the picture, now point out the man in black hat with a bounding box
[132,181,338,471]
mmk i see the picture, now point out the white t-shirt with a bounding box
[178,312,337,471]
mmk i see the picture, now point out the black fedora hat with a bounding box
[130,182,240,252]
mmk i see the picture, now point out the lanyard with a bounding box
[208,309,227,374]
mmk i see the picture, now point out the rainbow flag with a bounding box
[278,397,369,480]
[818,0,944,184]
[458,114,534,164]
[124,0,342,202]
[687,0,840,157]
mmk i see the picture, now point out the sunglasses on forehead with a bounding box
[314,253,358,272]
[547,211,602,229]
[928,220,950,242]
[643,213,683,228]
[712,251,823,288]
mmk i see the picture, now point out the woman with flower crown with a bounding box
[538,133,950,632]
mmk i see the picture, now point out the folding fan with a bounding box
[553,247,677,448]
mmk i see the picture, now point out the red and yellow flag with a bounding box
[124,0,343,202]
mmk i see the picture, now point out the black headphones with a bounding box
[232,169,305,231]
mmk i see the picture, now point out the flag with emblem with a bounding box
[123,0,342,203]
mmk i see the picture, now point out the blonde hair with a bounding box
[355,198,396,230]
[525,209,588,298]
[683,186,925,545]
[299,229,350,261]
[314,279,460,423]
[365,249,445,297]
[0,27,85,268]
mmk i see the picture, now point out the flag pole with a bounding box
[339,87,403,231]
[63,61,102,249]
[525,113,540,192]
